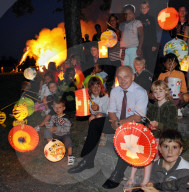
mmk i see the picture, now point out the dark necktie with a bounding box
[120,90,127,120]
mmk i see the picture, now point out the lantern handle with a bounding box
[0,101,16,111]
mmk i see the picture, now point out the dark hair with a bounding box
[95,24,101,30]
[63,67,75,80]
[48,62,57,71]
[122,4,135,13]
[163,53,180,71]
[159,129,183,147]
[53,97,66,107]
[47,81,58,89]
[44,72,53,79]
[108,14,119,30]
[88,76,105,98]
[94,63,104,71]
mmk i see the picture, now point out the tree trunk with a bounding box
[63,0,83,57]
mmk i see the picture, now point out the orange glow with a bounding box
[115,77,119,87]
[98,41,108,58]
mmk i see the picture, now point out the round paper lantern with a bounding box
[84,74,103,88]
[74,88,90,116]
[16,97,35,116]
[8,124,39,152]
[44,139,66,162]
[13,103,28,121]
[0,111,6,124]
[164,38,188,67]
[114,122,157,167]
[158,7,179,30]
[24,68,37,80]
[100,30,118,48]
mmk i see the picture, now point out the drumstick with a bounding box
[135,105,151,122]
[124,186,142,191]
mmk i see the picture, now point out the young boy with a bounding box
[45,98,75,165]
[142,129,189,192]
[134,57,153,92]
[119,4,143,71]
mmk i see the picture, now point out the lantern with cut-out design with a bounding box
[0,111,6,125]
[158,7,179,30]
[74,88,90,116]
[100,30,118,48]
[114,122,157,166]
[98,41,108,58]
[8,124,39,152]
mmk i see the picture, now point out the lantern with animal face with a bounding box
[0,111,6,124]
[74,88,90,116]
[158,7,179,30]
[44,139,66,162]
[8,124,39,152]
[13,103,28,121]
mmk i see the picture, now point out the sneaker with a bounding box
[34,126,41,132]
[68,156,75,166]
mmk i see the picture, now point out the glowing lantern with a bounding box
[180,56,189,72]
[13,119,28,127]
[13,103,28,121]
[44,139,66,162]
[58,71,64,81]
[0,111,6,125]
[74,69,85,89]
[100,30,118,48]
[98,41,108,58]
[158,7,179,30]
[114,77,119,87]
[163,38,188,67]
[24,68,37,80]
[84,74,103,88]
[17,97,35,116]
[75,88,90,116]
[114,122,157,166]
[8,124,39,152]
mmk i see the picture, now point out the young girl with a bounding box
[124,80,178,190]
[158,53,187,94]
[88,76,109,146]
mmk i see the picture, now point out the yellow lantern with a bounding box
[0,111,6,125]
[13,103,28,121]
[180,56,189,72]
[98,41,108,58]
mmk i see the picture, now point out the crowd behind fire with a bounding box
[17,1,189,192]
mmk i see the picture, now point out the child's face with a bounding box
[44,75,52,84]
[66,71,75,84]
[124,9,135,22]
[49,83,58,93]
[70,58,77,68]
[164,60,177,72]
[134,60,145,73]
[153,88,166,102]
[159,140,183,165]
[90,47,99,57]
[140,4,149,15]
[53,103,65,116]
[109,16,117,28]
[94,64,101,73]
[91,83,101,97]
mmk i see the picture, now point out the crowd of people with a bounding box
[20,1,189,192]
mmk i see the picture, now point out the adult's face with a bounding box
[179,7,187,18]
[90,47,99,57]
[117,67,134,90]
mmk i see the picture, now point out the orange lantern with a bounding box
[8,124,39,152]
[158,7,179,30]
[98,41,108,58]
[100,30,118,48]
[74,69,85,89]
[74,88,90,116]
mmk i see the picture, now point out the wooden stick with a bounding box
[177,33,189,39]
[22,89,40,95]
[124,186,142,191]
[135,105,151,122]
[106,22,120,32]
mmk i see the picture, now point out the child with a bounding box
[45,98,74,165]
[124,80,178,190]
[119,4,143,71]
[142,129,189,192]
[88,76,109,146]
[158,53,187,95]
[134,57,153,93]
[58,67,77,115]
[91,64,108,91]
